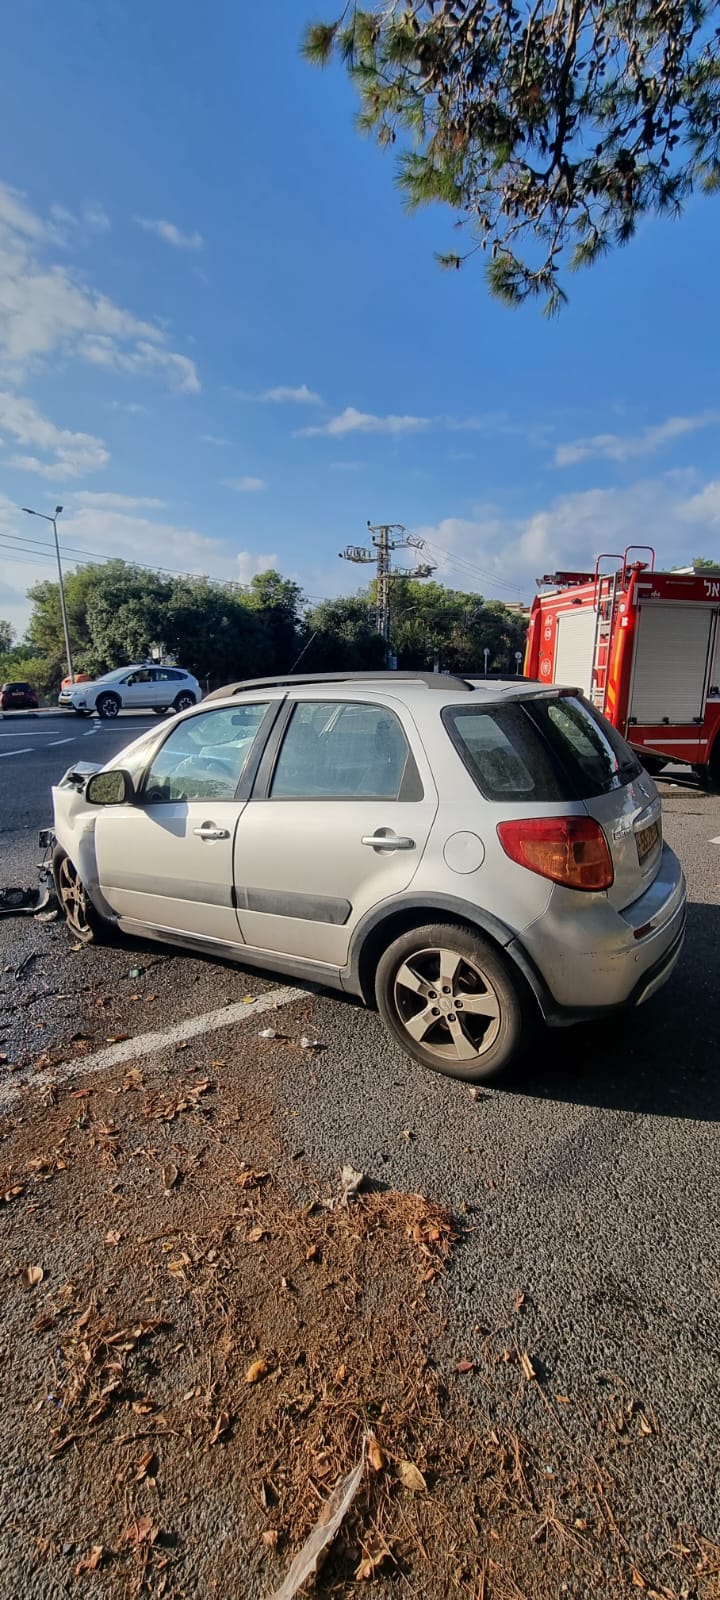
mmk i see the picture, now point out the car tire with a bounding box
[173,691,196,713]
[53,848,109,946]
[375,921,528,1082]
[96,692,121,720]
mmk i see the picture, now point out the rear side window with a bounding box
[443,705,566,802]
[444,694,641,802]
[271,700,422,800]
[525,696,641,798]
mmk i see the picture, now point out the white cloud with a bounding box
[201,433,231,446]
[84,204,111,232]
[234,549,278,583]
[0,391,109,480]
[222,476,266,493]
[79,335,199,394]
[678,481,720,529]
[134,216,204,251]
[555,413,719,467]
[416,474,720,601]
[447,412,511,433]
[0,181,200,391]
[261,384,321,405]
[72,492,165,510]
[106,400,148,414]
[298,405,430,439]
[0,183,46,241]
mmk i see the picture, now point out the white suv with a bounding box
[58,665,201,719]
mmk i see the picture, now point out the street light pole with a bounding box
[22,505,74,683]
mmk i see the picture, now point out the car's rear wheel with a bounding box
[53,849,106,945]
[96,692,121,720]
[173,691,195,713]
[375,921,527,1082]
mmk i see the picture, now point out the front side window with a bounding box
[271,700,419,800]
[142,704,270,803]
[125,669,152,685]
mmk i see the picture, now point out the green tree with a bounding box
[0,619,14,655]
[389,580,527,671]
[693,554,720,568]
[164,579,271,688]
[302,594,387,669]
[246,571,306,672]
[305,2,720,312]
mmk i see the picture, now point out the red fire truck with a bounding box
[523,547,720,790]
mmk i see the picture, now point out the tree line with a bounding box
[0,560,528,695]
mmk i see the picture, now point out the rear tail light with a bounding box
[496,816,614,891]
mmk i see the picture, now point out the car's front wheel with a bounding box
[375,921,527,1082]
[173,691,196,713]
[96,692,121,720]
[53,849,106,945]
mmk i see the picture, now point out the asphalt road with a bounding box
[2,710,720,1577]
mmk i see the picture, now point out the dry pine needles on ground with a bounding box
[2,1057,719,1599]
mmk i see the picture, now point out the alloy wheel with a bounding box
[57,855,93,940]
[393,944,502,1065]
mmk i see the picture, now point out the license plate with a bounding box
[636,819,660,863]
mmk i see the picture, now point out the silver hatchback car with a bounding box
[48,672,686,1081]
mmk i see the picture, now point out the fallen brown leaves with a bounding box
[9,1052,720,1600]
[144,1077,213,1121]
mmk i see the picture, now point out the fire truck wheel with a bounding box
[694,742,720,792]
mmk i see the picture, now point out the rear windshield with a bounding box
[443,694,641,803]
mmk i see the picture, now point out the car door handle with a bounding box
[361,831,416,851]
[193,823,230,841]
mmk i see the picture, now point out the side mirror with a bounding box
[85,769,134,806]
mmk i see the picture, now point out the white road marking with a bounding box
[0,747,32,758]
[49,738,74,747]
[710,836,720,845]
[0,985,305,1111]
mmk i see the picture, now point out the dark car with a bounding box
[0,681,39,711]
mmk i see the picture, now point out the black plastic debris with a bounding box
[0,884,56,919]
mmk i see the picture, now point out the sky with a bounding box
[0,0,719,641]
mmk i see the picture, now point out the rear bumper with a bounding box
[517,843,687,1021]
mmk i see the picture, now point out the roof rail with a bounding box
[204,670,474,702]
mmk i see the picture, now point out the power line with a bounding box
[0,527,251,591]
[0,539,59,572]
[417,539,521,597]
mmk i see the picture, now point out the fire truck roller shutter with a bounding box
[630,604,714,724]
[553,607,596,696]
